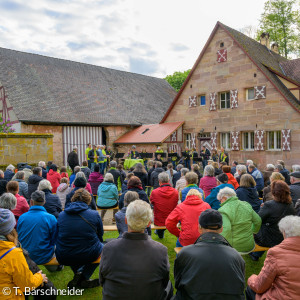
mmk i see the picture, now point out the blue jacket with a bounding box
[121,180,129,193]
[4,169,14,181]
[97,181,118,207]
[17,206,57,264]
[55,201,103,265]
[65,187,96,210]
[42,167,47,179]
[204,183,235,210]
[119,187,149,209]
[236,186,261,213]
[115,207,127,238]
[69,173,76,186]
[43,189,62,218]
[181,184,204,202]
[15,179,29,200]
[249,168,264,192]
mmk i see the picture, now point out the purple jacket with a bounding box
[88,172,104,195]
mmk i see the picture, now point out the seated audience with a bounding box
[107,161,123,191]
[72,171,92,194]
[28,167,43,199]
[205,174,235,210]
[0,170,7,196]
[56,177,72,210]
[261,164,275,187]
[38,161,47,179]
[81,160,91,181]
[175,168,189,200]
[235,164,247,184]
[147,160,155,183]
[38,180,62,218]
[0,192,16,211]
[115,191,139,238]
[262,172,285,202]
[0,208,48,298]
[199,165,217,197]
[212,161,222,176]
[276,160,291,185]
[121,172,134,193]
[236,174,261,213]
[46,161,53,172]
[292,164,300,172]
[119,176,149,209]
[69,165,81,186]
[56,189,103,289]
[174,209,245,300]
[231,161,238,175]
[247,215,300,300]
[4,164,15,181]
[97,173,119,220]
[289,171,300,206]
[150,172,178,239]
[296,200,300,216]
[59,166,69,179]
[181,172,204,202]
[249,180,296,261]
[133,162,148,190]
[191,164,202,186]
[17,191,59,270]
[218,187,261,253]
[172,164,183,187]
[100,200,172,300]
[246,160,254,170]
[6,181,29,221]
[165,163,177,187]
[222,166,239,189]
[150,161,165,189]
[13,171,28,200]
[166,189,211,247]
[248,164,264,194]
[88,164,104,195]
[117,164,126,182]
[46,164,61,193]
[12,166,32,183]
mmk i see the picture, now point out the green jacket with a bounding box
[219,196,261,253]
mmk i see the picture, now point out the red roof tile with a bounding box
[114,122,184,144]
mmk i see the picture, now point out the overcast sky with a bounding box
[0,0,265,77]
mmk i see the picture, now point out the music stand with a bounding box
[193,157,203,162]
[139,153,147,159]
[146,153,153,158]
[168,153,178,158]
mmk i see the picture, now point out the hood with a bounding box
[157,185,174,196]
[48,169,56,176]
[64,201,89,214]
[57,183,68,192]
[89,172,103,181]
[0,240,15,252]
[183,195,204,205]
[238,186,258,200]
[28,174,43,184]
[99,181,114,192]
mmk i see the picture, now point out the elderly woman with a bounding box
[199,165,217,197]
[97,173,119,220]
[46,164,61,193]
[72,171,92,194]
[236,174,261,213]
[166,189,211,247]
[262,172,285,202]
[247,215,300,300]
[38,179,62,218]
[0,208,48,298]
[235,164,247,184]
[181,172,204,202]
[56,189,103,289]
[4,164,15,181]
[133,162,148,190]
[218,187,261,253]
[88,164,104,195]
[0,192,17,211]
[249,180,295,261]
[222,166,239,189]
[13,171,29,200]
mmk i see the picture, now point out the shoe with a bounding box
[248,253,259,261]
[78,278,100,289]
[67,273,82,288]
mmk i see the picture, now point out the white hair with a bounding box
[217,187,236,201]
[104,173,114,183]
[279,216,300,238]
[6,164,15,171]
[38,179,52,191]
[158,172,169,184]
[246,160,253,165]
[75,171,86,180]
[292,165,300,172]
[126,200,152,232]
[266,164,275,171]
[181,168,189,176]
[38,161,46,168]
[74,166,81,173]
[0,193,17,210]
[236,165,247,174]
[204,165,215,177]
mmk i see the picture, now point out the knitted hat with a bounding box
[74,177,86,188]
[0,208,16,236]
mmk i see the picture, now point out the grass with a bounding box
[36,231,266,300]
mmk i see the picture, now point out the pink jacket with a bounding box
[248,236,300,299]
[199,176,217,197]
[12,194,29,219]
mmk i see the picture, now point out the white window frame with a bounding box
[220,132,231,150]
[242,132,255,150]
[246,88,255,100]
[220,91,230,109]
[267,131,281,150]
[185,133,192,149]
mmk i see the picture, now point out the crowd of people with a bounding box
[0,152,300,299]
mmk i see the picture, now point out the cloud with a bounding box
[0,1,22,11]
[170,43,189,52]
[129,57,160,75]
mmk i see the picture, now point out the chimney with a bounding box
[271,42,279,54]
[260,32,270,49]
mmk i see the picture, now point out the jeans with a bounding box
[99,163,104,174]
[88,160,92,169]
[184,159,191,170]
[70,263,99,280]
[103,161,107,172]
[176,239,183,247]
[202,159,208,170]
[90,162,95,172]
[172,160,176,169]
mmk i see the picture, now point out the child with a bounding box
[60,166,69,179]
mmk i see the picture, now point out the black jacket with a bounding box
[236,186,261,213]
[42,189,62,219]
[119,187,149,209]
[67,151,79,168]
[130,151,140,159]
[0,178,7,196]
[174,232,245,300]
[28,174,43,199]
[41,167,47,179]
[65,187,96,211]
[4,170,14,181]
[280,169,291,185]
[255,200,296,247]
[172,172,181,187]
[290,182,300,206]
[133,171,148,190]
[200,149,210,160]
[88,149,98,161]
[150,167,165,189]
[107,168,123,188]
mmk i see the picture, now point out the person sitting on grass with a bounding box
[88,164,104,196]
[247,215,300,300]
[100,200,173,300]
[0,208,48,298]
[174,209,245,300]
[166,189,211,247]
[56,188,103,289]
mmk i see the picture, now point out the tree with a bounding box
[258,0,300,58]
[165,69,191,92]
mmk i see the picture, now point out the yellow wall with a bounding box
[0,133,53,166]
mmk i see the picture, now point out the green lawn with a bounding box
[37,231,266,299]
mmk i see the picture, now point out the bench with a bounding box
[103,224,166,232]
[44,256,101,266]
[97,206,119,211]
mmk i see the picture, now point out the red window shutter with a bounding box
[231,131,240,151]
[282,129,291,151]
[230,89,238,108]
[209,92,217,111]
[254,86,266,99]
[217,49,227,63]
[254,130,264,150]
[189,96,197,107]
[210,132,217,150]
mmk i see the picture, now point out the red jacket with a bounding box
[47,170,61,193]
[166,195,211,246]
[12,194,29,219]
[150,184,178,226]
[225,172,239,190]
[199,176,217,197]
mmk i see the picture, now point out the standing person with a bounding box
[99,200,172,300]
[106,146,114,168]
[200,145,211,170]
[85,143,92,169]
[211,149,219,162]
[200,165,217,198]
[133,162,148,190]
[0,170,8,196]
[67,146,79,172]
[150,161,165,190]
[174,209,245,300]
[169,149,178,169]
[219,147,229,165]
[28,167,43,199]
[102,145,109,172]
[97,145,106,174]
[182,147,191,170]
[46,164,61,194]
[88,145,98,172]
[289,171,300,205]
